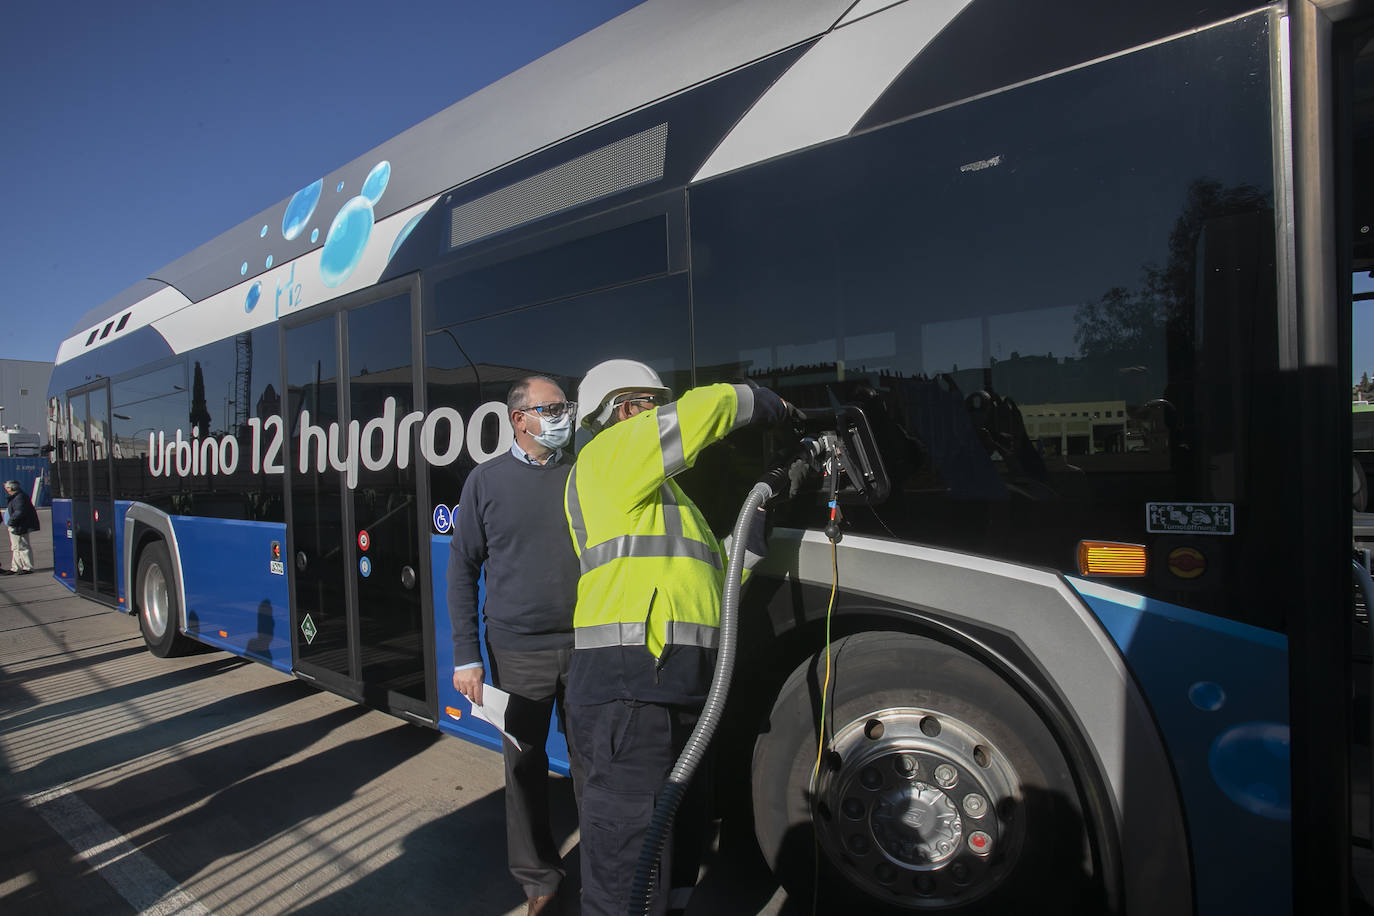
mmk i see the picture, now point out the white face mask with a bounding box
[529,412,572,450]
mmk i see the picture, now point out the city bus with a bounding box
[45,1,1372,912]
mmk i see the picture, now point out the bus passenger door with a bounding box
[282,284,431,722]
[66,382,117,604]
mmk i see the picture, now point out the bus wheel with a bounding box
[136,541,192,658]
[751,631,1099,913]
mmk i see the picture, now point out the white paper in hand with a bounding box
[469,685,524,752]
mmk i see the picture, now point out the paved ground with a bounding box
[0,511,790,915]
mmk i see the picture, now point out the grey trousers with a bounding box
[8,529,31,571]
[487,643,584,899]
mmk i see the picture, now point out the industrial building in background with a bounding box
[0,359,52,452]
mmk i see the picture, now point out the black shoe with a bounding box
[17,570,31,575]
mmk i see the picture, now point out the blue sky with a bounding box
[0,0,640,364]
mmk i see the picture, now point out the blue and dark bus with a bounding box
[45,1,1374,911]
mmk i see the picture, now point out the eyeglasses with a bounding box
[617,394,660,409]
[519,401,575,420]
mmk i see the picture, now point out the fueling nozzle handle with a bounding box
[758,437,824,500]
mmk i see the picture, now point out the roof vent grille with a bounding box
[449,122,668,251]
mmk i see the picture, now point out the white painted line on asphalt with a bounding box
[26,785,212,915]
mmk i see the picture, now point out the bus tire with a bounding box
[751,631,1101,914]
[136,541,193,658]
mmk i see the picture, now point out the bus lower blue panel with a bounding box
[171,516,292,671]
[1069,577,1290,916]
[50,498,74,591]
[429,534,572,776]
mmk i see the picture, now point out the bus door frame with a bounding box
[279,273,436,724]
[64,379,118,606]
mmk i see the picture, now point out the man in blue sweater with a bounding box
[447,375,583,916]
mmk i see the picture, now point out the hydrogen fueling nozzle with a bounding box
[759,405,891,509]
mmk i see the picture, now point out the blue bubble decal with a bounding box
[310,228,319,243]
[319,196,375,288]
[1209,722,1290,820]
[387,212,424,264]
[265,255,274,269]
[337,180,345,192]
[282,179,323,241]
[240,262,248,276]
[361,160,391,205]
[260,224,268,238]
[1188,681,1226,712]
[245,281,261,313]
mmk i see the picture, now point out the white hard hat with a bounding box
[577,359,672,430]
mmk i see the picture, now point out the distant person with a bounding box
[4,480,39,574]
[446,376,584,916]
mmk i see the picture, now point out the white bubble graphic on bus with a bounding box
[361,160,390,205]
[320,195,375,288]
[282,179,323,241]
[143,398,513,489]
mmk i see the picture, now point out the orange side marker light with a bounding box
[445,706,463,720]
[1077,541,1148,577]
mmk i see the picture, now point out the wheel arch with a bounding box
[122,502,188,635]
[746,527,1193,915]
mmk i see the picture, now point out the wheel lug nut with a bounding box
[860,766,883,790]
[950,861,970,884]
[842,797,865,819]
[934,764,958,788]
[962,792,987,817]
[894,754,916,776]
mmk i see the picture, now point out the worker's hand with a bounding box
[453,666,485,707]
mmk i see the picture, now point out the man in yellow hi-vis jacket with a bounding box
[564,359,791,916]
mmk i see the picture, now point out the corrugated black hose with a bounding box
[626,480,776,916]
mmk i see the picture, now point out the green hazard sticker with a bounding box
[301,614,317,645]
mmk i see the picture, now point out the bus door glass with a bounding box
[284,289,429,719]
[66,382,116,602]
[347,295,426,712]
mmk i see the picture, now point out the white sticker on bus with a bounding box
[143,396,512,488]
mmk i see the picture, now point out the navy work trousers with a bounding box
[568,698,707,916]
[488,644,584,899]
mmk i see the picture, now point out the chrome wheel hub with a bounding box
[142,563,169,638]
[813,707,1022,908]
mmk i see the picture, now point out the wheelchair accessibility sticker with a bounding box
[1146,502,1234,535]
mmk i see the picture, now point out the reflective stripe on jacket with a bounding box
[565,383,756,659]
